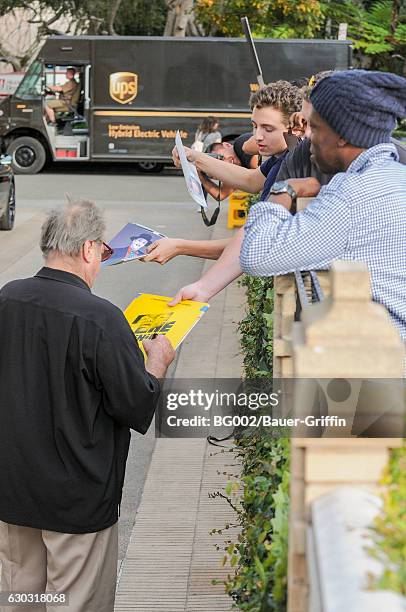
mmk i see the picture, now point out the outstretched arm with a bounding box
[170,229,244,304]
[173,145,265,194]
[143,237,231,265]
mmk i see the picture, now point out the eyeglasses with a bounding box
[101,242,114,262]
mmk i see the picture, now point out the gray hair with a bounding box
[40,199,106,257]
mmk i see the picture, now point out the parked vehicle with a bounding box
[0,72,25,98]
[0,35,352,174]
[0,153,15,230]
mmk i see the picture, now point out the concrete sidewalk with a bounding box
[115,220,245,611]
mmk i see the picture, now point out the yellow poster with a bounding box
[124,293,209,353]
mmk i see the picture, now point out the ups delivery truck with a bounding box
[0,36,352,174]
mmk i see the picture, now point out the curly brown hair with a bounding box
[249,80,303,124]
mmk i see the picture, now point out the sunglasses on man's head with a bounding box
[101,242,114,262]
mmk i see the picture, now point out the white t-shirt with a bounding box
[192,130,222,153]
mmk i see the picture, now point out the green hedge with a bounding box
[238,275,274,378]
[215,259,290,611]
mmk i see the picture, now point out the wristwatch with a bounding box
[268,181,298,213]
[269,181,297,199]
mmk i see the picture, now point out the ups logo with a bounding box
[109,72,138,104]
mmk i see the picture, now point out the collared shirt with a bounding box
[0,267,160,533]
[61,78,79,104]
[240,143,406,342]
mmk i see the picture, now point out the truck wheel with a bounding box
[0,179,16,230]
[8,137,47,174]
[136,161,164,173]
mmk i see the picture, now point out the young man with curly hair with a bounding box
[144,81,302,265]
[174,80,302,200]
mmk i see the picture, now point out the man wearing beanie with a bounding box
[241,69,406,344]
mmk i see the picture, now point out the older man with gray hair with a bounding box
[0,200,174,612]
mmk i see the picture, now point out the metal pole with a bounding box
[241,16,265,87]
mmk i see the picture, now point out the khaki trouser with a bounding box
[46,100,70,112]
[0,521,117,612]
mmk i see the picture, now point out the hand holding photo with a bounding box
[103,223,166,266]
[175,130,207,210]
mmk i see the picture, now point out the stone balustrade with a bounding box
[273,256,405,612]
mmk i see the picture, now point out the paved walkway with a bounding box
[115,220,245,611]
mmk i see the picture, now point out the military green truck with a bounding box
[0,35,351,174]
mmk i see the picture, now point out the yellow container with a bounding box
[227,190,250,229]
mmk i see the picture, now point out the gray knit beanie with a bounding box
[310,69,406,148]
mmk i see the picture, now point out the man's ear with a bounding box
[223,142,232,149]
[82,240,94,263]
[337,137,347,148]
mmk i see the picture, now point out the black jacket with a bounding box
[0,267,160,533]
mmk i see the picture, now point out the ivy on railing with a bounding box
[237,193,274,380]
[368,443,406,596]
[238,275,274,378]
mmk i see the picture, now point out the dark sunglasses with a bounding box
[101,242,114,262]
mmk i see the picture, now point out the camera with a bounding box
[207,153,224,160]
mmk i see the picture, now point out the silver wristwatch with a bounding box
[269,181,297,200]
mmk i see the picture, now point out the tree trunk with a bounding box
[187,18,204,37]
[164,1,177,36]
[164,0,195,37]
[108,0,123,36]
[391,0,400,35]
[0,51,21,72]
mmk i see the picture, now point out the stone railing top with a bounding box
[330,260,371,302]
[292,260,405,377]
[299,260,403,346]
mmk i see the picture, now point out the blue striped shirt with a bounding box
[240,143,406,342]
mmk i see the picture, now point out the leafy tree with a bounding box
[2,0,405,74]
[0,0,168,68]
[195,0,324,38]
[194,0,406,74]
[103,0,168,36]
[323,0,406,74]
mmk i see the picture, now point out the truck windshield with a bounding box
[14,60,42,98]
